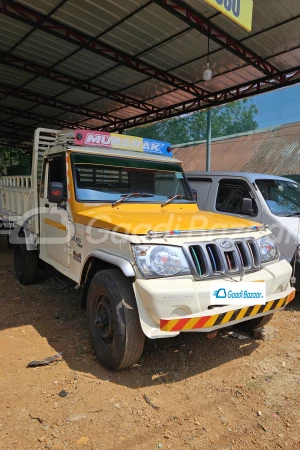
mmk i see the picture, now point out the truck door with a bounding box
[40,154,71,268]
[215,178,262,221]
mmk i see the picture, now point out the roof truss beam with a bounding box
[0,128,30,142]
[0,105,84,129]
[0,0,210,98]
[0,52,158,114]
[2,66,300,144]
[0,82,119,125]
[98,66,300,132]
[0,138,30,149]
[0,119,37,134]
[155,0,278,76]
[0,127,31,140]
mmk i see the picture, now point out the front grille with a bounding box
[185,238,261,280]
[206,243,224,273]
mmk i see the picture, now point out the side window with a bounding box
[188,179,212,209]
[216,179,257,216]
[47,155,67,201]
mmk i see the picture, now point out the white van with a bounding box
[186,172,300,290]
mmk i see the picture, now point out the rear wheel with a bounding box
[87,269,145,370]
[235,313,274,332]
[14,244,38,285]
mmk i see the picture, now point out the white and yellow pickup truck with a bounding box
[0,128,295,370]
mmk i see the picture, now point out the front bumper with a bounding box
[133,259,295,338]
[160,289,295,333]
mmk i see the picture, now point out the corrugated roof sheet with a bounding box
[0,0,299,146]
[172,121,300,176]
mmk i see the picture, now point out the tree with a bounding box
[125,99,258,145]
[0,146,30,176]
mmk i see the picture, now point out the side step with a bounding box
[46,272,76,290]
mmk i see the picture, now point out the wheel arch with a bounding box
[10,225,37,250]
[80,250,135,309]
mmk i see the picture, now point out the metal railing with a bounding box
[0,176,32,188]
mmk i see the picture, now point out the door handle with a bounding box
[45,203,49,207]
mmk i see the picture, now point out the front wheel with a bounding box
[235,313,274,333]
[14,244,38,285]
[87,269,145,370]
[7,235,14,249]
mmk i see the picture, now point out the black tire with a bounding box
[87,269,145,370]
[235,313,274,332]
[14,244,38,285]
[7,235,14,250]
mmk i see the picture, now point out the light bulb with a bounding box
[203,62,212,81]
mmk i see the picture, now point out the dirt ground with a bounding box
[0,239,299,450]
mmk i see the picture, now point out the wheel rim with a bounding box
[94,294,114,343]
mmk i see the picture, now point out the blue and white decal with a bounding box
[143,138,172,156]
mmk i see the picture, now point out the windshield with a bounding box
[256,179,300,216]
[72,153,193,204]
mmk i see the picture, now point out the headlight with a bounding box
[132,245,191,279]
[256,235,278,263]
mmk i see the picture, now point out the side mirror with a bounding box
[191,189,198,202]
[241,197,254,215]
[48,182,64,204]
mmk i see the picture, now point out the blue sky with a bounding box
[249,84,300,129]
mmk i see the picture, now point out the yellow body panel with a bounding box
[73,203,261,235]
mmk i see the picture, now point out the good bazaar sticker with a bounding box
[210,281,266,306]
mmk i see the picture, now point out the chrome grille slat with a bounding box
[184,238,261,280]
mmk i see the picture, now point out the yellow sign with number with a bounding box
[204,0,253,32]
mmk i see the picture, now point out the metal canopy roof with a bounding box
[0,0,300,148]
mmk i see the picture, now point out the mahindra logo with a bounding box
[220,240,233,249]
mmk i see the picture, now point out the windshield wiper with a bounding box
[285,212,300,217]
[112,192,154,207]
[161,194,191,207]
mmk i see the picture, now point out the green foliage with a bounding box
[0,146,31,176]
[126,99,258,145]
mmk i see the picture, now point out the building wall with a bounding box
[172,122,300,176]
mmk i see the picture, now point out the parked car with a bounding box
[186,172,300,290]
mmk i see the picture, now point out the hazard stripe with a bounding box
[264,300,275,312]
[171,318,191,331]
[203,315,220,328]
[221,310,235,324]
[236,307,249,320]
[160,290,296,332]
[214,313,226,326]
[160,319,180,332]
[249,304,261,316]
[287,291,296,303]
[275,297,285,309]
[256,304,266,315]
[193,316,212,329]
[182,317,202,330]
